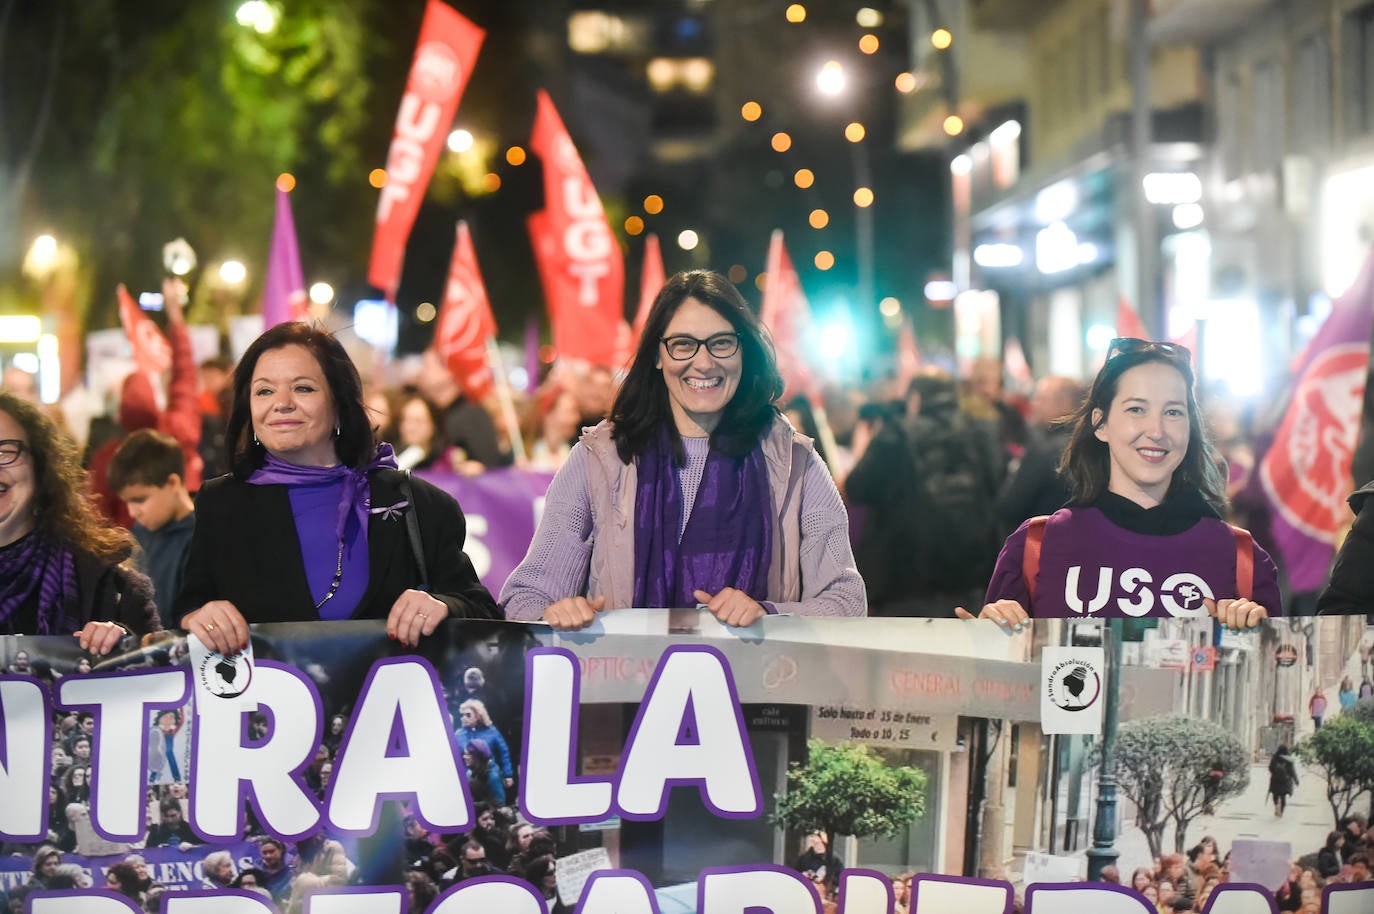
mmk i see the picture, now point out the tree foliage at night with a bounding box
[772,739,926,843]
[1296,715,1374,826]
[2,0,382,327]
[1106,715,1249,858]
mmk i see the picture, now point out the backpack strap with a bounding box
[398,471,428,590]
[1022,515,1050,604]
[1230,524,1254,600]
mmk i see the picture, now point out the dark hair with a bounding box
[1059,345,1226,511]
[395,392,447,452]
[225,322,373,478]
[0,391,134,563]
[609,270,783,464]
[108,429,186,492]
[906,372,959,418]
[106,861,143,898]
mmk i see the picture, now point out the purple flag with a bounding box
[262,187,308,328]
[1260,245,1374,592]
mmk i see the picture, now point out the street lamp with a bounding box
[1086,618,1124,880]
[816,61,846,97]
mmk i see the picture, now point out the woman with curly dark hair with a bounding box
[0,390,158,650]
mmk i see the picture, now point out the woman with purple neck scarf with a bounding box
[175,323,499,652]
[501,270,866,629]
[958,338,1280,628]
[0,390,159,650]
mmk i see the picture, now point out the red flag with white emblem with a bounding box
[367,1,485,300]
[432,221,497,401]
[760,230,818,401]
[527,89,626,368]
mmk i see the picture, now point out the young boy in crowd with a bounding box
[108,429,196,627]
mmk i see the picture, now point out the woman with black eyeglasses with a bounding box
[0,390,159,649]
[956,338,1280,628]
[500,270,866,629]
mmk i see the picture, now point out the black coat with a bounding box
[174,470,500,624]
[1,538,159,637]
[1317,482,1374,615]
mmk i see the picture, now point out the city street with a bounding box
[1105,756,1338,878]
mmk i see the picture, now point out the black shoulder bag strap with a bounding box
[398,471,429,589]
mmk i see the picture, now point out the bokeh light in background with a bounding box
[771,132,792,153]
[943,115,964,136]
[481,173,501,192]
[853,187,875,208]
[794,168,815,189]
[415,302,437,323]
[368,169,387,188]
[677,229,699,251]
[785,4,806,23]
[728,264,748,284]
[643,194,665,214]
[625,216,645,235]
[931,28,953,50]
[275,173,296,193]
[740,101,762,122]
[447,129,474,153]
[816,61,845,97]
[895,72,917,93]
[856,8,883,28]
[845,123,866,143]
[809,209,829,229]
[309,282,335,305]
[219,261,247,285]
[814,251,834,271]
[506,146,527,166]
[859,34,879,55]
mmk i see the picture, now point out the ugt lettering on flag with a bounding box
[368,1,485,300]
[528,89,627,368]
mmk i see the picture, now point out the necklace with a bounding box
[314,538,346,609]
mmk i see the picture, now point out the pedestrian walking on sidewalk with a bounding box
[1268,745,1299,818]
[1339,676,1357,712]
[1310,688,1328,729]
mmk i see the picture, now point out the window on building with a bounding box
[1342,4,1374,138]
[1293,32,1332,153]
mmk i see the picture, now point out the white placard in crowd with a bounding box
[1040,646,1105,735]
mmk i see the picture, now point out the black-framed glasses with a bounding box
[660,332,740,361]
[1106,337,1192,363]
[0,439,25,466]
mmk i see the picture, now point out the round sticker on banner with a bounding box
[1046,660,1102,712]
[188,634,254,700]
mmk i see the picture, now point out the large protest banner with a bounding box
[2,612,1372,913]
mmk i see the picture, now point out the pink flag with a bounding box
[368,1,485,299]
[760,230,818,401]
[116,284,172,377]
[432,221,498,402]
[1259,245,1374,591]
[631,234,666,345]
[262,187,308,328]
[527,90,627,368]
[1116,297,1149,340]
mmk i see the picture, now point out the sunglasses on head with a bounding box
[1106,337,1192,363]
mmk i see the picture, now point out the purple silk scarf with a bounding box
[0,532,79,635]
[246,443,399,545]
[633,431,772,608]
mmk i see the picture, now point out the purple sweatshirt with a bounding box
[985,507,1283,619]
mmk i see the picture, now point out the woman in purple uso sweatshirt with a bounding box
[957,338,1280,629]
[500,270,866,630]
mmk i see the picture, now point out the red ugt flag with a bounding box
[527,89,626,368]
[368,0,485,300]
[116,284,172,377]
[1260,245,1374,592]
[433,221,498,402]
[760,230,817,400]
